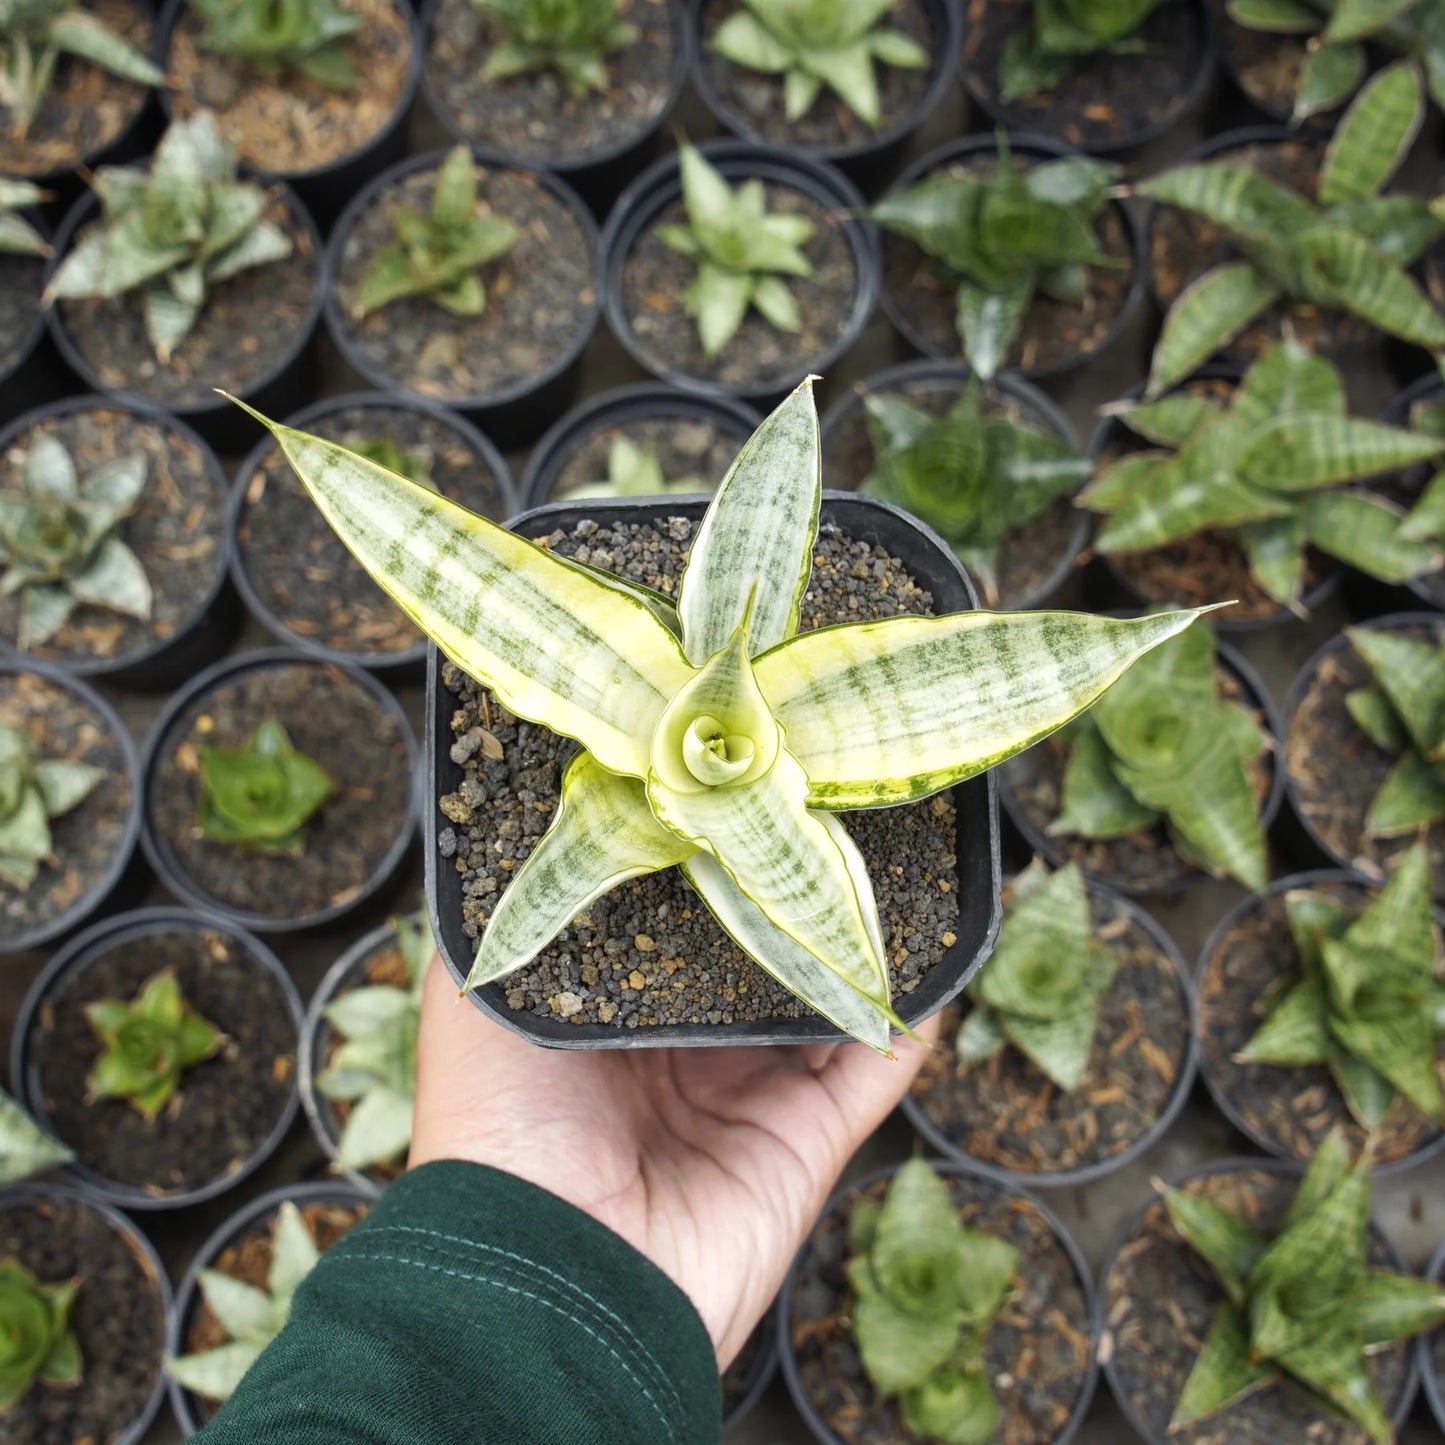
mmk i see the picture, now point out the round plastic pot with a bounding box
[722,1308,779,1434]
[167,1180,372,1437]
[0,659,142,956]
[1097,1154,1421,1445]
[325,147,599,449]
[0,394,239,690]
[426,490,1004,1049]
[777,1159,1098,1445]
[517,381,760,510]
[228,390,518,675]
[1280,611,1443,875]
[420,0,694,211]
[139,647,420,935]
[0,1180,174,1445]
[998,636,1287,897]
[690,0,961,193]
[1193,867,1445,1177]
[960,0,1216,158]
[1084,366,1342,631]
[297,920,397,1197]
[599,140,880,408]
[43,185,324,456]
[0,207,66,429]
[10,905,304,1210]
[1214,23,1338,132]
[878,131,1146,383]
[819,357,1092,611]
[1422,1239,1445,1434]
[901,874,1198,1188]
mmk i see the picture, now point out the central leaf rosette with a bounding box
[230,378,1222,1052]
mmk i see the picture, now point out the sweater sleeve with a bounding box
[192,1161,722,1445]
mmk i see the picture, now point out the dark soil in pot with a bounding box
[1002,646,1282,893]
[1196,874,1445,1171]
[0,0,154,179]
[1219,18,1331,126]
[438,519,962,1031]
[906,879,1192,1182]
[820,363,1087,609]
[722,1312,776,1431]
[963,0,1211,153]
[424,0,680,171]
[0,1188,169,1445]
[1284,615,1445,888]
[49,188,320,412]
[328,154,596,413]
[0,666,136,952]
[19,914,301,1204]
[164,0,413,178]
[234,397,514,665]
[1102,1161,1415,1445]
[145,655,416,929]
[0,400,227,673]
[881,136,1138,375]
[0,246,46,387]
[783,1166,1095,1444]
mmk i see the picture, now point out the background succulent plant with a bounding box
[471,0,637,97]
[0,178,47,255]
[0,1259,80,1412]
[568,434,706,500]
[187,0,364,89]
[198,716,334,855]
[0,1087,72,1185]
[999,0,1165,102]
[0,719,103,890]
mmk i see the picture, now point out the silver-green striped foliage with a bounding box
[1000,0,1165,103]
[189,0,364,89]
[471,0,636,97]
[0,1087,71,1185]
[0,718,103,890]
[0,178,47,256]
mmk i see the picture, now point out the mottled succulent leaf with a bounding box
[1164,1188,1267,1307]
[1294,39,1364,121]
[1303,490,1440,586]
[1051,716,1162,838]
[1319,62,1422,206]
[1146,263,1282,397]
[0,1087,72,1185]
[1171,1303,1276,1430]
[1239,977,1334,1065]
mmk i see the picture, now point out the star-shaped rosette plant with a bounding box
[227,380,1213,1052]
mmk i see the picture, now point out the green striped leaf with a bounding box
[1294,40,1364,123]
[1171,1303,1276,1431]
[1078,450,1171,512]
[1319,62,1423,206]
[1353,1269,1445,1347]
[1326,0,1418,42]
[0,1088,73,1185]
[1328,195,1445,264]
[1111,394,1221,447]
[463,753,694,992]
[1304,490,1440,585]
[1164,1188,1268,1307]
[1238,514,1307,608]
[1147,263,1282,397]
[1137,163,1316,245]
[754,607,1218,808]
[1272,1318,1392,1445]
[1348,625,1445,755]
[222,397,694,779]
[1237,977,1334,1064]
[1235,414,1445,490]
[1226,0,1319,30]
[1050,717,1163,838]
[1233,337,1344,423]
[1367,748,1445,834]
[1296,223,1445,348]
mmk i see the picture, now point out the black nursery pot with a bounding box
[901,875,1198,1189]
[426,491,1004,1049]
[0,660,142,956]
[167,1181,372,1437]
[777,1160,1098,1445]
[0,1181,173,1445]
[517,382,760,510]
[11,906,304,1210]
[1099,1156,1421,1445]
[1194,869,1445,1176]
[722,1310,779,1434]
[421,0,694,211]
[43,185,324,456]
[0,395,238,691]
[0,208,65,429]
[141,648,420,935]
[999,637,1286,897]
[229,390,517,675]
[1424,1239,1445,1435]
[1215,14,1339,131]
[878,131,1146,383]
[154,0,422,230]
[690,0,961,193]
[600,140,881,408]
[325,147,599,449]
[819,358,1091,611]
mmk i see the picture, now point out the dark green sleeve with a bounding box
[193,1161,722,1445]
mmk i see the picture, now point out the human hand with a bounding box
[409,959,938,1368]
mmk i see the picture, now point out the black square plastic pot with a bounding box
[426,490,1004,1049]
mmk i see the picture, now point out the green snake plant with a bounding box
[1,431,153,650]
[0,0,162,141]
[188,0,365,90]
[471,0,637,97]
[167,1201,323,1402]
[198,716,334,855]
[568,434,706,501]
[999,0,1165,102]
[657,140,816,361]
[225,378,1212,1053]
[1138,62,1445,398]
[0,1259,80,1412]
[859,387,1092,606]
[0,1087,72,1185]
[1051,619,1271,891]
[1384,390,1445,551]
[1085,339,1445,612]
[955,860,1119,1092]
[43,111,293,363]
[709,0,928,128]
[348,438,437,493]
[1239,841,1445,1128]
[870,138,1123,381]
[1161,1131,1445,1442]
[0,719,103,891]
[0,178,47,255]
[848,1157,1018,1443]
[315,912,432,1172]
